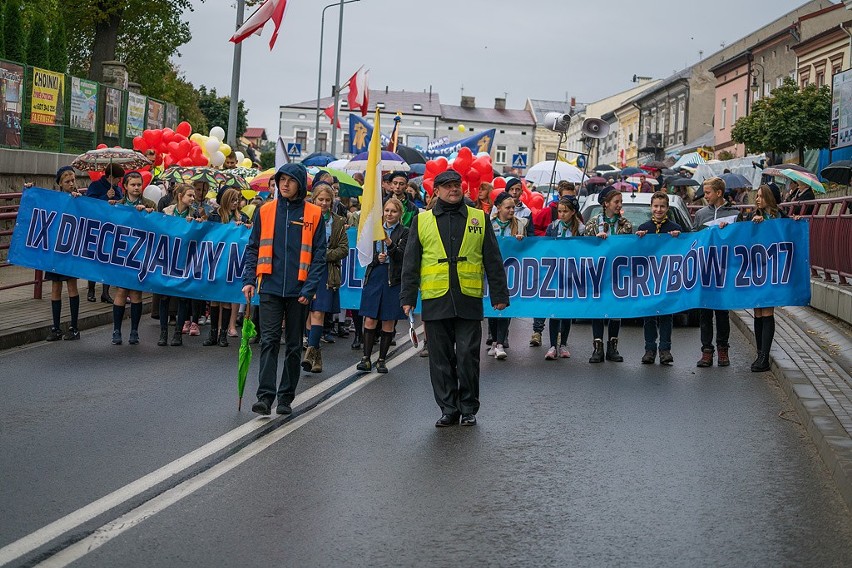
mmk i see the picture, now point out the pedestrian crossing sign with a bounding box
[512,153,527,169]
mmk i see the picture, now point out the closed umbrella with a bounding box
[820,160,852,185]
[524,160,587,185]
[237,307,257,411]
[395,144,427,165]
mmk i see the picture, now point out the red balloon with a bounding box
[140,171,153,187]
[466,168,481,189]
[167,141,180,156]
[528,192,544,209]
[178,157,193,166]
[142,129,159,147]
[489,188,503,204]
[493,177,507,189]
[176,121,192,137]
[480,169,494,183]
[452,158,467,175]
[423,178,434,196]
[163,155,174,168]
[161,128,175,143]
[132,136,147,151]
[434,157,448,173]
[461,181,468,192]
[96,143,108,150]
[88,171,104,182]
[457,147,474,161]
[154,153,164,166]
[472,156,491,176]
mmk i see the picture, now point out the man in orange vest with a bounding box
[242,163,327,416]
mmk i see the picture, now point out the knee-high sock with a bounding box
[221,307,232,331]
[130,302,143,332]
[113,304,125,332]
[51,300,62,329]
[761,315,775,358]
[378,330,393,360]
[69,295,79,329]
[308,324,323,348]
[159,296,171,331]
[208,306,220,332]
[363,327,377,358]
[753,316,764,352]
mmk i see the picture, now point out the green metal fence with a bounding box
[0,58,178,154]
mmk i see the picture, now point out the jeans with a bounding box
[532,318,545,334]
[699,309,730,351]
[592,319,620,340]
[643,315,673,351]
[257,294,307,405]
[548,318,571,347]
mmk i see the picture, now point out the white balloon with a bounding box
[209,126,226,142]
[142,185,164,202]
[211,150,226,167]
[235,151,245,163]
[205,138,221,156]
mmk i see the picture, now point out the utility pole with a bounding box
[330,0,345,155]
[227,0,246,146]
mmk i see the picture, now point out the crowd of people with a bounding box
[42,159,804,426]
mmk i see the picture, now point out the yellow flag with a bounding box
[356,109,386,267]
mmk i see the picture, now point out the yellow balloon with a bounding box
[220,144,232,157]
[458,124,466,132]
[240,157,253,168]
[190,133,202,143]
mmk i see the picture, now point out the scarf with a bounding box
[599,213,620,236]
[121,194,143,207]
[652,215,668,234]
[173,204,191,218]
[493,217,512,236]
[399,199,415,227]
[558,220,571,238]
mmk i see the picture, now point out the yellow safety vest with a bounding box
[418,207,485,300]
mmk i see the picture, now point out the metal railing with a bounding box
[0,192,43,298]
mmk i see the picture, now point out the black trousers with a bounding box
[423,318,482,417]
[487,317,510,345]
[257,294,307,406]
[699,309,730,350]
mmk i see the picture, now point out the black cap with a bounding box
[493,191,512,207]
[434,170,462,187]
[504,177,522,193]
[597,186,617,204]
[388,171,408,183]
[560,196,579,211]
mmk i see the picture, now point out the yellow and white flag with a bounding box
[356,109,386,267]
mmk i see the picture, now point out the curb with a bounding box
[0,299,152,351]
[730,309,852,510]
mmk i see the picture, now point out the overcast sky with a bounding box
[176,0,817,138]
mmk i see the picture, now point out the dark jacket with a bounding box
[636,218,683,234]
[364,223,409,288]
[401,199,509,321]
[384,192,419,227]
[545,219,585,237]
[737,208,787,222]
[207,210,250,224]
[243,197,327,299]
[325,213,349,290]
[791,187,815,215]
[86,178,122,201]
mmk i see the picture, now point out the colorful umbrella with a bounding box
[779,168,825,194]
[214,171,251,191]
[71,148,151,171]
[237,308,257,411]
[612,181,634,191]
[161,166,195,184]
[226,166,260,179]
[316,167,363,197]
[248,168,276,191]
[347,150,409,172]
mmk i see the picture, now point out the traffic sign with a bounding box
[512,153,527,169]
[287,143,302,158]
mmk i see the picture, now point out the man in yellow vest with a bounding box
[242,163,327,416]
[401,170,509,427]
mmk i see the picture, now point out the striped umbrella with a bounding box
[779,169,825,194]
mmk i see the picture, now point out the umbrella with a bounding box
[780,168,826,194]
[316,167,363,197]
[773,163,810,173]
[168,166,220,186]
[395,144,427,165]
[214,171,251,192]
[586,176,608,185]
[347,150,410,172]
[524,160,587,185]
[248,168,277,191]
[719,173,751,189]
[820,160,852,185]
[301,152,337,167]
[226,166,260,179]
[612,181,634,191]
[409,163,426,175]
[161,166,195,184]
[626,175,658,185]
[670,177,700,187]
[640,161,667,171]
[620,166,644,177]
[594,164,620,173]
[71,148,151,171]
[326,158,351,170]
[237,306,257,411]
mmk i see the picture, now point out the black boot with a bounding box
[157,328,169,346]
[170,331,183,346]
[606,338,624,362]
[336,321,350,338]
[218,328,229,347]
[351,326,362,350]
[362,327,377,360]
[203,327,219,346]
[589,339,604,363]
[753,315,774,372]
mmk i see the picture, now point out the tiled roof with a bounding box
[439,104,535,126]
[285,90,443,116]
[243,127,267,139]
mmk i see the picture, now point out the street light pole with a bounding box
[330,0,346,156]
[227,0,246,147]
[314,0,359,153]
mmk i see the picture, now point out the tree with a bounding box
[731,77,832,164]
[48,15,67,73]
[25,13,48,68]
[0,0,5,60]
[3,0,24,63]
[197,86,248,138]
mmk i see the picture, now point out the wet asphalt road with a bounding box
[2,316,852,567]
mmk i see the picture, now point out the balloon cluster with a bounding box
[422,147,494,200]
[131,122,252,169]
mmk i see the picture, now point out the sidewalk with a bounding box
[731,303,852,509]
[0,265,150,350]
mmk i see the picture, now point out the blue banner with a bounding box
[347,113,495,159]
[12,189,811,318]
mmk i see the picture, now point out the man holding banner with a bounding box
[401,170,509,428]
[242,163,327,416]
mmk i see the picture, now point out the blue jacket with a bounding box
[86,178,122,201]
[243,197,327,299]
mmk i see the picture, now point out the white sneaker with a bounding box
[487,345,496,356]
[198,316,208,326]
[559,346,571,358]
[545,346,557,360]
[494,344,507,360]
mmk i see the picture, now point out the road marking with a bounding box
[0,329,422,567]
[34,346,418,568]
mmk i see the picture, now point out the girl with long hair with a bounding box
[45,166,82,341]
[487,192,526,360]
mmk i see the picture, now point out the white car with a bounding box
[579,191,693,233]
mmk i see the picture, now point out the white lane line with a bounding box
[0,330,421,567]
[35,346,418,568]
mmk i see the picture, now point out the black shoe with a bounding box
[128,330,139,345]
[63,328,80,341]
[641,350,656,364]
[170,332,183,346]
[100,294,113,304]
[460,414,477,426]
[203,329,219,347]
[375,359,388,374]
[46,327,63,342]
[390,338,397,346]
[111,330,122,345]
[606,338,624,362]
[218,329,229,347]
[356,357,371,372]
[157,329,169,346]
[435,414,460,427]
[751,352,770,372]
[351,334,362,350]
[87,292,96,302]
[276,402,292,415]
[252,399,272,416]
[336,323,350,338]
[659,350,674,365]
[589,340,604,363]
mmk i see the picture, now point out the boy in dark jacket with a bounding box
[636,191,682,365]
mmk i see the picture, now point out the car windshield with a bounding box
[583,203,691,231]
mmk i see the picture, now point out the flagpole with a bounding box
[227,0,246,147]
[330,0,345,156]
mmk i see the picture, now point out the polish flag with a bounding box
[347,67,370,116]
[229,0,289,50]
[323,104,342,128]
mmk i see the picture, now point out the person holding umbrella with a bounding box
[85,163,124,304]
[401,170,509,427]
[45,166,83,342]
[242,163,327,416]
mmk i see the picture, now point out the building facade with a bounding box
[794,4,852,89]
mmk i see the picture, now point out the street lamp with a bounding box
[750,63,765,95]
[314,0,360,153]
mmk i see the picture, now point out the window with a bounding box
[317,132,327,152]
[413,120,421,126]
[518,146,528,154]
[521,131,527,136]
[495,145,507,164]
[833,66,842,77]
[677,97,685,131]
[801,78,808,89]
[448,126,454,131]
[764,81,771,96]
[720,99,727,130]
[776,76,783,88]
[817,73,825,87]
[340,100,348,108]
[545,152,556,160]
[342,133,349,152]
[376,102,385,109]
[669,101,677,134]
[500,129,505,134]
[732,94,738,124]
[295,130,307,150]
[413,104,422,111]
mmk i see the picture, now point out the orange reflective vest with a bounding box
[256,200,322,282]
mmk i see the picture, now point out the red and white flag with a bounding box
[346,67,370,116]
[323,104,342,128]
[229,0,289,50]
